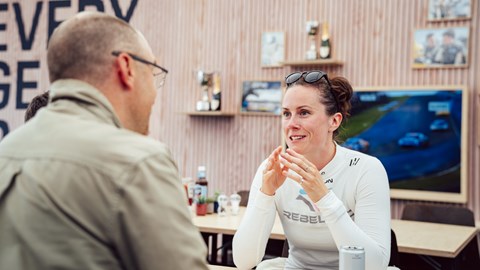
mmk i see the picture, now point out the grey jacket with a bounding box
[0,79,208,270]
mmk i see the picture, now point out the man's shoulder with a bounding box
[53,111,168,158]
[78,124,171,166]
[0,116,172,170]
[107,129,171,159]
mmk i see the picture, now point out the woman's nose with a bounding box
[285,115,300,129]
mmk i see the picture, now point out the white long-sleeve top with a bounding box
[233,145,391,270]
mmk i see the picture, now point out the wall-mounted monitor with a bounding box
[339,86,468,203]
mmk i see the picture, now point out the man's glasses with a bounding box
[285,70,339,112]
[111,51,168,88]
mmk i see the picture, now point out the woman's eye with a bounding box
[300,110,310,116]
[282,111,291,117]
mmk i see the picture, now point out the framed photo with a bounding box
[261,32,285,67]
[241,80,283,115]
[412,27,469,68]
[339,86,468,203]
[428,0,472,21]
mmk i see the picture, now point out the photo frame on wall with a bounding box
[412,27,469,69]
[241,80,283,115]
[261,32,285,67]
[338,86,468,203]
[427,0,472,21]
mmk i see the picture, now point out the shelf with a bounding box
[183,111,236,117]
[280,59,343,67]
[239,112,280,117]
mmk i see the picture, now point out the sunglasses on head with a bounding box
[285,71,339,112]
[285,70,331,87]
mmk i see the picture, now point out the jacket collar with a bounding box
[49,79,123,128]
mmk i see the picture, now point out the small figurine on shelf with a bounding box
[305,21,319,60]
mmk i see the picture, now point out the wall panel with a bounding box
[144,0,479,221]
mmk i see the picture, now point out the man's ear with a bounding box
[115,53,135,90]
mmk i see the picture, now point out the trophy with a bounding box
[305,21,319,60]
[195,70,213,111]
[210,73,221,111]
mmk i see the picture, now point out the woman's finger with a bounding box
[280,152,315,177]
[285,149,316,172]
[280,155,310,180]
[281,152,307,171]
[282,170,303,184]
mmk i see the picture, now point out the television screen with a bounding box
[339,86,468,203]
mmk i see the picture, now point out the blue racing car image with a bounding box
[430,119,449,131]
[398,132,429,147]
[342,137,370,153]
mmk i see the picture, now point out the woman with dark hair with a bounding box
[233,71,390,270]
[24,91,49,122]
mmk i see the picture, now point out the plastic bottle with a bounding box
[194,166,208,204]
[230,193,241,216]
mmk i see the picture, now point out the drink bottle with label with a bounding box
[195,166,208,204]
[320,22,331,59]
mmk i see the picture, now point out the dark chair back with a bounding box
[237,190,250,207]
[282,239,289,257]
[401,203,479,268]
[402,203,475,226]
[389,229,399,267]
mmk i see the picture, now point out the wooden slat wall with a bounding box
[142,0,479,220]
[1,0,478,221]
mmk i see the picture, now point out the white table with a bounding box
[193,207,478,267]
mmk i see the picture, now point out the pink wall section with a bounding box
[1,0,479,222]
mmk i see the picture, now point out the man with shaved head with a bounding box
[0,11,208,270]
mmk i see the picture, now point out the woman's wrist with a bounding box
[260,187,275,196]
[311,190,328,203]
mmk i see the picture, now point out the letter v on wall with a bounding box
[13,1,43,50]
[111,0,137,22]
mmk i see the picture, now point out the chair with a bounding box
[389,229,400,267]
[237,190,250,207]
[281,239,289,257]
[219,190,286,266]
[218,190,249,265]
[402,203,476,226]
[401,203,480,269]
